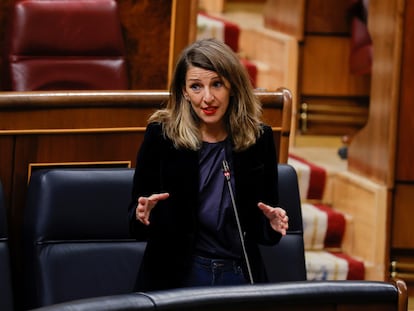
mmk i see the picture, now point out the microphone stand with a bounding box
[222,160,254,284]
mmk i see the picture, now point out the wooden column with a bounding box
[347,0,404,186]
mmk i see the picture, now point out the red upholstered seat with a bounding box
[3,0,128,91]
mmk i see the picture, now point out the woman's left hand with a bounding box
[258,202,289,236]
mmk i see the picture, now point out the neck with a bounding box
[201,126,228,143]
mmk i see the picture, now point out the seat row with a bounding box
[0,164,306,310]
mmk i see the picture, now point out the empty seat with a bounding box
[2,0,128,91]
[0,180,14,311]
[23,168,145,309]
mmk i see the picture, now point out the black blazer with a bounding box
[128,122,281,291]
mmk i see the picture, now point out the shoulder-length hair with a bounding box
[149,38,263,151]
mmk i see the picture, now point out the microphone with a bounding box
[222,160,254,284]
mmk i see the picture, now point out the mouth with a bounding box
[201,106,218,115]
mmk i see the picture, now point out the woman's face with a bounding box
[183,66,231,132]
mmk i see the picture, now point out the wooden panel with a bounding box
[301,36,371,96]
[389,1,414,291]
[347,0,403,186]
[305,0,350,34]
[0,136,14,213]
[263,0,305,40]
[396,0,414,181]
[0,91,166,131]
[391,184,414,249]
[332,171,390,281]
[117,0,172,89]
[0,108,153,131]
[169,0,198,81]
[198,0,225,13]
[264,0,350,38]
[10,131,143,229]
[198,0,267,14]
[299,96,369,135]
[238,27,298,93]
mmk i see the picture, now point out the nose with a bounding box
[203,88,214,103]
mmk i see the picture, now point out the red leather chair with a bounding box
[3,0,129,91]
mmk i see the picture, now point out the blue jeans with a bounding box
[182,255,248,287]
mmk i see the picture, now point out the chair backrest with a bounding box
[23,168,145,310]
[259,164,306,282]
[31,280,407,311]
[0,180,14,311]
[2,0,128,91]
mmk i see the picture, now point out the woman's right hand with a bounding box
[136,193,170,225]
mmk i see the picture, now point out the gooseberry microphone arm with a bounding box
[222,160,254,285]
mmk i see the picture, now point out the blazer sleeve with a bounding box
[257,125,281,245]
[236,125,281,246]
[128,123,163,240]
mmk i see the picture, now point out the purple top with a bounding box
[195,139,242,260]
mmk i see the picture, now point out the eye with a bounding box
[189,83,201,92]
[212,80,224,88]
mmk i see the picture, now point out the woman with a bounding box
[128,38,288,291]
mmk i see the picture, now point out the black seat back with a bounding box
[23,168,145,309]
[259,164,306,282]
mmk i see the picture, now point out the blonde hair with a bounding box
[149,38,263,151]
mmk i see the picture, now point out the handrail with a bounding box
[0,90,286,108]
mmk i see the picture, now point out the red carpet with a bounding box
[289,153,365,280]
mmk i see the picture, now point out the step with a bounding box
[288,154,327,202]
[288,148,346,204]
[302,203,346,250]
[305,250,365,280]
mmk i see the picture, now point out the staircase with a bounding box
[288,153,365,280]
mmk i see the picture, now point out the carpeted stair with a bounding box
[288,153,365,281]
